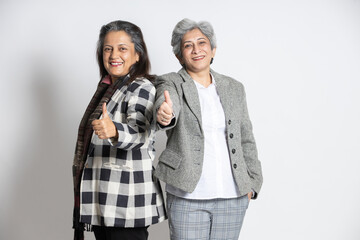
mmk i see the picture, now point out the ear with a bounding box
[211,47,217,58]
[136,52,140,62]
[176,55,184,65]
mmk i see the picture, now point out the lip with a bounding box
[192,56,205,61]
[110,62,123,66]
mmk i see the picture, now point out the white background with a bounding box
[1,0,359,239]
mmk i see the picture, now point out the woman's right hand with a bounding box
[157,90,173,126]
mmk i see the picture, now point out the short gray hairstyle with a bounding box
[171,18,217,59]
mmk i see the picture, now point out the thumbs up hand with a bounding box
[157,90,174,126]
[92,103,118,139]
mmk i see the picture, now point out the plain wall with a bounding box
[1,0,359,239]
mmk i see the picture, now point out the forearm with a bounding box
[109,121,150,150]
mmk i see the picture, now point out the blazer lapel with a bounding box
[211,70,232,119]
[178,69,203,127]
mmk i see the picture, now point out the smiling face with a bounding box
[179,28,216,76]
[103,31,139,82]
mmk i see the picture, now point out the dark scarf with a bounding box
[72,75,129,240]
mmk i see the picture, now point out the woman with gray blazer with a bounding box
[154,18,263,240]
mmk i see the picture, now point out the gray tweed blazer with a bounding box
[154,68,263,198]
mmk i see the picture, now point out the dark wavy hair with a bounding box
[96,20,155,82]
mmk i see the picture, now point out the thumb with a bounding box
[102,103,109,118]
[164,90,173,107]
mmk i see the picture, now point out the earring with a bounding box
[210,58,214,64]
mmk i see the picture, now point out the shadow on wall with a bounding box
[1,55,170,239]
[2,60,74,239]
[149,130,170,240]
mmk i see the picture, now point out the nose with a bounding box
[192,44,201,54]
[110,48,120,59]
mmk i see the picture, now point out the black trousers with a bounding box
[92,226,149,240]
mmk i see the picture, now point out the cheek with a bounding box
[128,54,138,65]
[103,54,109,64]
[183,49,190,56]
[182,52,191,61]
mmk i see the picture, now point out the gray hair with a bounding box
[171,18,217,59]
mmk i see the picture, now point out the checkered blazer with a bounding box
[80,78,166,228]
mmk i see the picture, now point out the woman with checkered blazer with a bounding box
[72,20,166,240]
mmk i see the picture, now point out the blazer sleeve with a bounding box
[108,81,155,150]
[154,73,181,131]
[240,85,263,197]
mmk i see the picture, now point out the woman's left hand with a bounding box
[247,192,252,201]
[92,103,118,139]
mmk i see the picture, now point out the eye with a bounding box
[103,47,112,52]
[120,47,127,52]
[199,41,206,45]
[184,44,192,49]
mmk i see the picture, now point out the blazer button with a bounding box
[232,149,236,154]
[229,133,234,138]
[233,164,237,169]
[228,120,232,125]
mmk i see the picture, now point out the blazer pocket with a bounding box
[158,149,183,170]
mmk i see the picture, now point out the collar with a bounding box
[178,68,217,86]
[193,73,216,89]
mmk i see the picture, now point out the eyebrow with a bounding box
[104,43,129,47]
[183,37,207,44]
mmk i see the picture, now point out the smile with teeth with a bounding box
[192,56,205,61]
[110,62,123,66]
